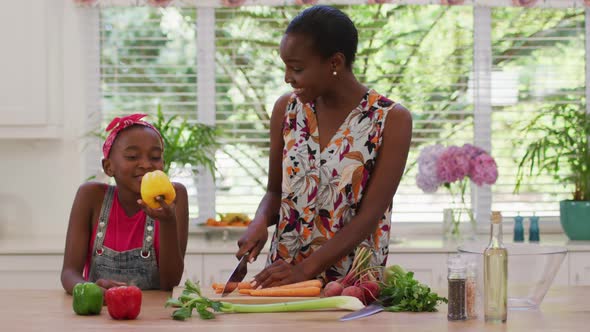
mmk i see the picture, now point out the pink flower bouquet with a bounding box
[416,143,498,238]
[417,143,498,195]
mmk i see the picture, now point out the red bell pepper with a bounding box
[105,285,142,320]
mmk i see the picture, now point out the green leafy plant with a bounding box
[151,105,219,176]
[515,102,590,201]
[89,106,219,180]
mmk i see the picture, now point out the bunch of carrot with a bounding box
[212,280,322,297]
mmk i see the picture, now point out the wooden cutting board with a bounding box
[172,286,322,304]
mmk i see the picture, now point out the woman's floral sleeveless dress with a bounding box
[267,89,397,283]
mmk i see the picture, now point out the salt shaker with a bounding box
[447,255,467,321]
[465,260,478,319]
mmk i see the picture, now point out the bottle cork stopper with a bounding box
[491,211,502,224]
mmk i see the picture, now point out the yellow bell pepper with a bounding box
[140,170,176,209]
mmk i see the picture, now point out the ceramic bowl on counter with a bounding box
[458,242,567,310]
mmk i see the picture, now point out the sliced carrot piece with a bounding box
[238,282,254,290]
[212,282,253,291]
[274,279,323,289]
[249,286,321,297]
[239,289,252,295]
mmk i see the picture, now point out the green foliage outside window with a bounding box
[99,5,585,219]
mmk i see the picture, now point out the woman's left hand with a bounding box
[137,196,177,224]
[253,259,308,289]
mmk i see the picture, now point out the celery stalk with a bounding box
[166,280,365,320]
[220,296,364,313]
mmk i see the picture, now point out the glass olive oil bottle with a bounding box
[484,211,507,323]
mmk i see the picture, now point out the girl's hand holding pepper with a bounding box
[137,196,177,225]
[139,170,178,224]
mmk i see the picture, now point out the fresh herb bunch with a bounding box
[165,279,222,320]
[378,265,447,312]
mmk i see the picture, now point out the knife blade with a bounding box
[339,303,384,321]
[221,252,249,297]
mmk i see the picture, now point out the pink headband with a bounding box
[102,113,163,158]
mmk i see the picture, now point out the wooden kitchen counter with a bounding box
[2,287,589,331]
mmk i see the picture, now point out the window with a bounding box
[96,3,587,224]
[490,7,585,218]
[202,4,475,222]
[100,7,202,216]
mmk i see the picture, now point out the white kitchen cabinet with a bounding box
[0,0,60,138]
[569,252,590,286]
[0,255,63,289]
[181,254,204,285]
[0,247,586,290]
[201,253,269,288]
[387,253,448,291]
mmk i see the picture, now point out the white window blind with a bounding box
[99,7,202,217]
[213,4,476,222]
[489,6,585,218]
[213,6,293,215]
[100,7,198,120]
[96,4,587,224]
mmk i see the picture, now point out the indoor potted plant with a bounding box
[150,105,219,177]
[91,105,219,180]
[515,102,590,240]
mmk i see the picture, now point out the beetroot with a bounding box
[341,285,364,302]
[324,281,344,297]
[359,281,380,304]
[337,246,384,304]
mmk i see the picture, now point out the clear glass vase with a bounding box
[443,208,477,241]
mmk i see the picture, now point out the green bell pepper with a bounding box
[72,282,103,315]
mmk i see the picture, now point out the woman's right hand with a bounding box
[237,219,268,263]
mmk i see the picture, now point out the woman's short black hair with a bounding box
[286,5,358,68]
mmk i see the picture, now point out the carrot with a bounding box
[238,282,254,290]
[212,282,253,291]
[274,279,323,289]
[249,287,321,297]
[239,289,252,295]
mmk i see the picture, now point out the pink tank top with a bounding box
[83,187,160,279]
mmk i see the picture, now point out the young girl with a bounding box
[61,113,189,293]
[237,5,413,289]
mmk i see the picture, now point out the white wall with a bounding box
[0,0,98,237]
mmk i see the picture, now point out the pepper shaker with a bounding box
[447,255,467,321]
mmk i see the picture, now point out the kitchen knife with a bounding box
[339,303,384,321]
[221,252,249,297]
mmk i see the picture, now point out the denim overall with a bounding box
[88,186,160,289]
